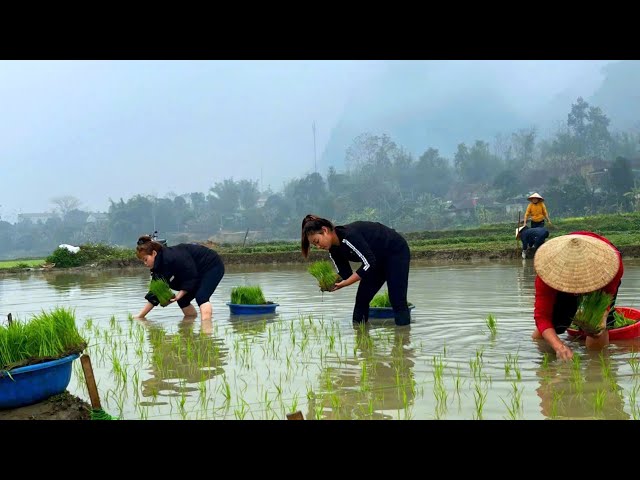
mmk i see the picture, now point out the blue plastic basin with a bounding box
[0,353,80,410]
[368,304,415,319]
[227,303,279,315]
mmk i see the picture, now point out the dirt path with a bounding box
[0,391,92,420]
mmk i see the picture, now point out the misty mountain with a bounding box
[589,60,640,132]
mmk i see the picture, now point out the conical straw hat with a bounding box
[528,192,544,200]
[534,234,619,293]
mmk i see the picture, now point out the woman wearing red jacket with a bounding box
[532,231,623,361]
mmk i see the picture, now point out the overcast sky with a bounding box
[0,60,614,222]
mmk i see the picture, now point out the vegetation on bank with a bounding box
[2,212,640,270]
[0,259,45,269]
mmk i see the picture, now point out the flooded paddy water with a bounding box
[3,259,640,420]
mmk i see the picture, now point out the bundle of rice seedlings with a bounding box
[572,291,613,336]
[308,261,339,292]
[149,278,175,306]
[0,307,86,371]
[370,291,392,307]
[612,311,637,329]
[231,285,267,305]
[369,291,413,308]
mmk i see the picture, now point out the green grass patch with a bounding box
[0,259,44,269]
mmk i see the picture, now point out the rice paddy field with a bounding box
[3,259,640,420]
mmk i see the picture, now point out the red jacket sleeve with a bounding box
[534,276,558,334]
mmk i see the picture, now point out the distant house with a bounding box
[18,212,57,224]
[256,194,269,209]
[86,212,109,224]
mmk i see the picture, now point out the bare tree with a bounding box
[51,195,82,217]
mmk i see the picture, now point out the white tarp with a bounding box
[59,244,80,254]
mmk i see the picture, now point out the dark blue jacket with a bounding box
[151,243,222,292]
[328,221,408,280]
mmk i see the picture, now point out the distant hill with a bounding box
[589,60,640,132]
[320,60,637,171]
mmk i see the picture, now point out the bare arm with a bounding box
[331,272,361,291]
[541,328,573,360]
[169,290,188,303]
[136,301,155,319]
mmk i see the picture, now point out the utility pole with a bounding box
[312,121,317,173]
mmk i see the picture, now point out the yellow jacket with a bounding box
[525,202,548,222]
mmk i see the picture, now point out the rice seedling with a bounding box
[572,291,613,335]
[570,357,584,395]
[149,278,175,306]
[454,364,463,398]
[0,307,86,370]
[599,351,612,381]
[369,290,414,309]
[230,285,267,305]
[542,352,550,369]
[485,314,497,336]
[550,390,563,419]
[472,382,488,420]
[629,351,640,375]
[612,310,636,329]
[308,261,340,292]
[234,399,250,420]
[593,388,606,415]
[629,383,640,420]
[501,382,523,420]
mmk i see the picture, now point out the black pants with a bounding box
[177,261,225,308]
[531,220,545,228]
[352,241,411,326]
[522,230,549,250]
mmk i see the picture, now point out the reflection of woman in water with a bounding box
[307,325,415,420]
[534,342,629,420]
[137,316,228,399]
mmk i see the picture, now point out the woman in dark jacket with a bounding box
[301,214,411,326]
[135,235,225,324]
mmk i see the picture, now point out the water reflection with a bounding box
[137,316,229,402]
[42,270,146,292]
[308,324,416,420]
[535,343,629,420]
[227,313,278,337]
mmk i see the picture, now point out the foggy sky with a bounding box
[0,60,614,222]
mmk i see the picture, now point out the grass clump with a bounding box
[572,291,613,336]
[0,307,87,371]
[149,278,175,307]
[231,286,267,305]
[308,261,339,292]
